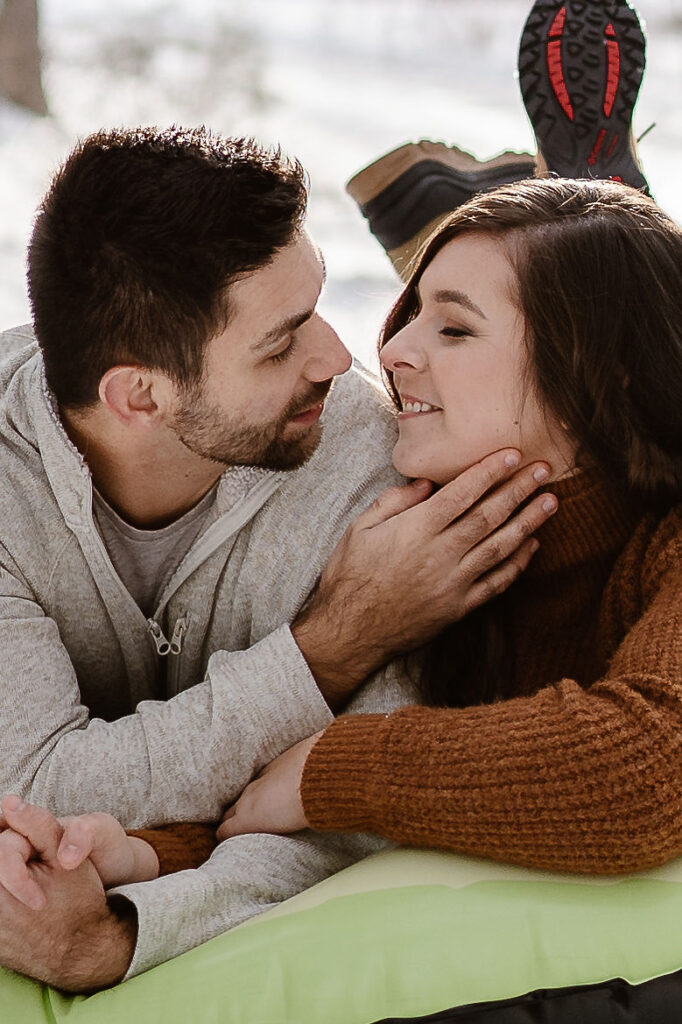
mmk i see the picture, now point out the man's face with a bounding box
[171,232,352,471]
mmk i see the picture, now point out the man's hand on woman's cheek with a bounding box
[292,448,558,706]
[217,732,323,841]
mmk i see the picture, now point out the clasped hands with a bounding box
[0,795,147,991]
[0,743,311,993]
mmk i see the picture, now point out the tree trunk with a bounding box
[0,0,48,115]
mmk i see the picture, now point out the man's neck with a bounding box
[61,407,224,529]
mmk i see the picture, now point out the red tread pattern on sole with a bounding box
[606,133,620,158]
[604,22,621,117]
[588,128,607,165]
[547,8,574,120]
[517,0,650,194]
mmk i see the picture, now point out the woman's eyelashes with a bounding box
[439,326,471,341]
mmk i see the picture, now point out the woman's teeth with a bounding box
[403,401,438,414]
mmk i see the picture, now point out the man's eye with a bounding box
[269,336,298,364]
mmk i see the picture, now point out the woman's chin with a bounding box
[392,447,452,486]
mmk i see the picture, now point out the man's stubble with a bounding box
[171,379,332,472]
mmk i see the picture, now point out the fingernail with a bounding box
[530,539,540,553]
[3,795,25,812]
[542,496,558,514]
[504,452,520,468]
[533,466,549,482]
[60,843,80,862]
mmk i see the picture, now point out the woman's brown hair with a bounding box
[382,177,682,509]
[380,177,682,706]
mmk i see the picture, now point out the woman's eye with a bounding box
[439,327,469,340]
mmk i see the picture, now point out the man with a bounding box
[0,126,550,990]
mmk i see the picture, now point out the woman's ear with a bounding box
[98,366,170,429]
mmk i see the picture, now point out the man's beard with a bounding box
[171,380,332,472]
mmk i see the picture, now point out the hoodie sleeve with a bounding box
[109,662,418,976]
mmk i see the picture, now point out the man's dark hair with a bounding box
[28,126,308,408]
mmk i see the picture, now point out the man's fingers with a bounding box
[463,537,541,613]
[57,813,128,872]
[0,828,46,910]
[460,490,558,581]
[356,479,432,531]
[448,463,554,551]
[57,818,97,870]
[418,450,524,534]
[1,796,62,864]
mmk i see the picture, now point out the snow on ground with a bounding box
[0,0,680,372]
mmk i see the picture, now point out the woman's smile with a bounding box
[381,232,576,485]
[397,392,443,418]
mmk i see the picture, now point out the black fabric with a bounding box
[371,968,682,1023]
[359,159,534,250]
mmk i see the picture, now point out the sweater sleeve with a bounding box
[128,823,218,876]
[109,661,418,977]
[300,511,682,875]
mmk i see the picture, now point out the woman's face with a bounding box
[380,232,576,484]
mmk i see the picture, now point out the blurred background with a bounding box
[0,0,680,372]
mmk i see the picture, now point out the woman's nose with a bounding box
[380,324,425,372]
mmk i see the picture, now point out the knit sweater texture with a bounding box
[0,327,418,976]
[301,472,682,875]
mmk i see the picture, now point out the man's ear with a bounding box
[98,366,172,428]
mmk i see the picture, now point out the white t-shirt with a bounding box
[93,484,218,617]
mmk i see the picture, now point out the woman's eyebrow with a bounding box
[432,288,487,320]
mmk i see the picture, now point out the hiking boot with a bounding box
[518,0,650,193]
[346,141,536,279]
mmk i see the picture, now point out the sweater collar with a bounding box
[527,470,639,577]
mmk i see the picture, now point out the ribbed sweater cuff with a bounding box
[128,823,217,876]
[301,713,387,833]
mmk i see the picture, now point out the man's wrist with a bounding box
[292,614,363,708]
[58,898,137,992]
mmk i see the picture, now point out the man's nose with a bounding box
[303,317,352,382]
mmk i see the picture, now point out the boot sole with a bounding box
[355,156,536,251]
[347,141,534,204]
[518,0,649,193]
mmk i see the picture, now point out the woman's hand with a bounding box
[292,449,557,706]
[217,733,323,841]
[0,795,158,908]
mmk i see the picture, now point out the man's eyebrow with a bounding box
[252,309,315,352]
[251,250,327,353]
[429,288,487,320]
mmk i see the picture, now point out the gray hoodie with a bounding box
[0,325,419,975]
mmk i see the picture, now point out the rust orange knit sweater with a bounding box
[300,472,682,874]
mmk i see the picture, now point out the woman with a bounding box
[216,175,682,875]
[2,176,681,887]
